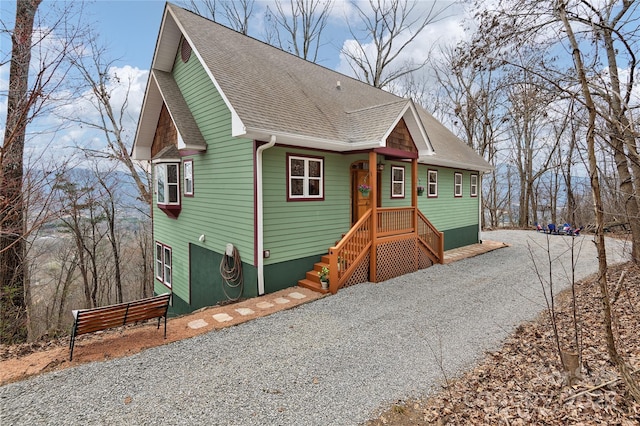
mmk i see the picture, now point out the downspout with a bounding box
[478,173,483,243]
[256,135,276,295]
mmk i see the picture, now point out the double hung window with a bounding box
[470,174,478,197]
[156,163,180,205]
[428,170,438,197]
[183,159,193,196]
[391,166,405,198]
[155,242,172,288]
[454,172,463,197]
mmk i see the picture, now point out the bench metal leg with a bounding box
[69,327,77,361]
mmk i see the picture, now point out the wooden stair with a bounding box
[297,254,331,294]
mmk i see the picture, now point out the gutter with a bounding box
[256,135,276,295]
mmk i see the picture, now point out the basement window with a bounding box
[155,242,172,288]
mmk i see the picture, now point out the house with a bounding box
[132,3,493,315]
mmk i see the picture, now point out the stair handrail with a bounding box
[417,209,444,264]
[328,209,372,293]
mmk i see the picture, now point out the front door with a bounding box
[351,166,381,225]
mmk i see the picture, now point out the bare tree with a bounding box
[429,45,509,228]
[557,0,640,402]
[268,0,333,62]
[341,0,452,89]
[468,0,640,402]
[183,0,218,20]
[503,64,560,227]
[1,0,85,343]
[469,0,640,261]
[66,35,151,208]
[183,0,255,35]
[220,0,254,35]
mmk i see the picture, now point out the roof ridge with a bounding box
[346,99,409,114]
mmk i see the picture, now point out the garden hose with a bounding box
[219,245,243,302]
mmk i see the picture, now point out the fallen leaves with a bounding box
[369,262,640,425]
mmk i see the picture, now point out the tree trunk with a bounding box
[559,1,640,402]
[0,0,42,344]
[602,26,640,264]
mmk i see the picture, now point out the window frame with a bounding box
[391,166,405,198]
[183,159,194,197]
[454,172,463,198]
[286,153,325,201]
[154,161,182,218]
[155,241,172,289]
[155,162,181,206]
[470,174,478,198]
[427,169,438,198]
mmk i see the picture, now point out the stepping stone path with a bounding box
[186,291,308,330]
[187,319,209,329]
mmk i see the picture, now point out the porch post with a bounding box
[369,151,378,283]
[412,157,418,270]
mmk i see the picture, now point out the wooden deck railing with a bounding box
[327,207,444,293]
[376,207,414,237]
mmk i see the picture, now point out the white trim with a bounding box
[381,101,434,155]
[155,163,181,206]
[419,155,493,174]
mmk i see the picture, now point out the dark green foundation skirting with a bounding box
[442,224,480,250]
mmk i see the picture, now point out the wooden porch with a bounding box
[298,206,444,294]
[298,148,444,294]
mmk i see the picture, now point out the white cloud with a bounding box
[24,65,149,168]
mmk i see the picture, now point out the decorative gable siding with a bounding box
[386,119,417,154]
[152,44,256,305]
[151,104,178,157]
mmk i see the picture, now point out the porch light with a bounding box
[376,162,385,171]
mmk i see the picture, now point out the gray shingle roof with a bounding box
[135,3,491,172]
[153,70,206,151]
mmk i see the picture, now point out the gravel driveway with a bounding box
[0,230,630,425]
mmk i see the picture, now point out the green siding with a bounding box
[418,166,480,240]
[262,147,367,264]
[152,48,256,310]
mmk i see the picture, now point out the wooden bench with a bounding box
[69,293,171,361]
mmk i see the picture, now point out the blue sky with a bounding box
[90,0,166,69]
